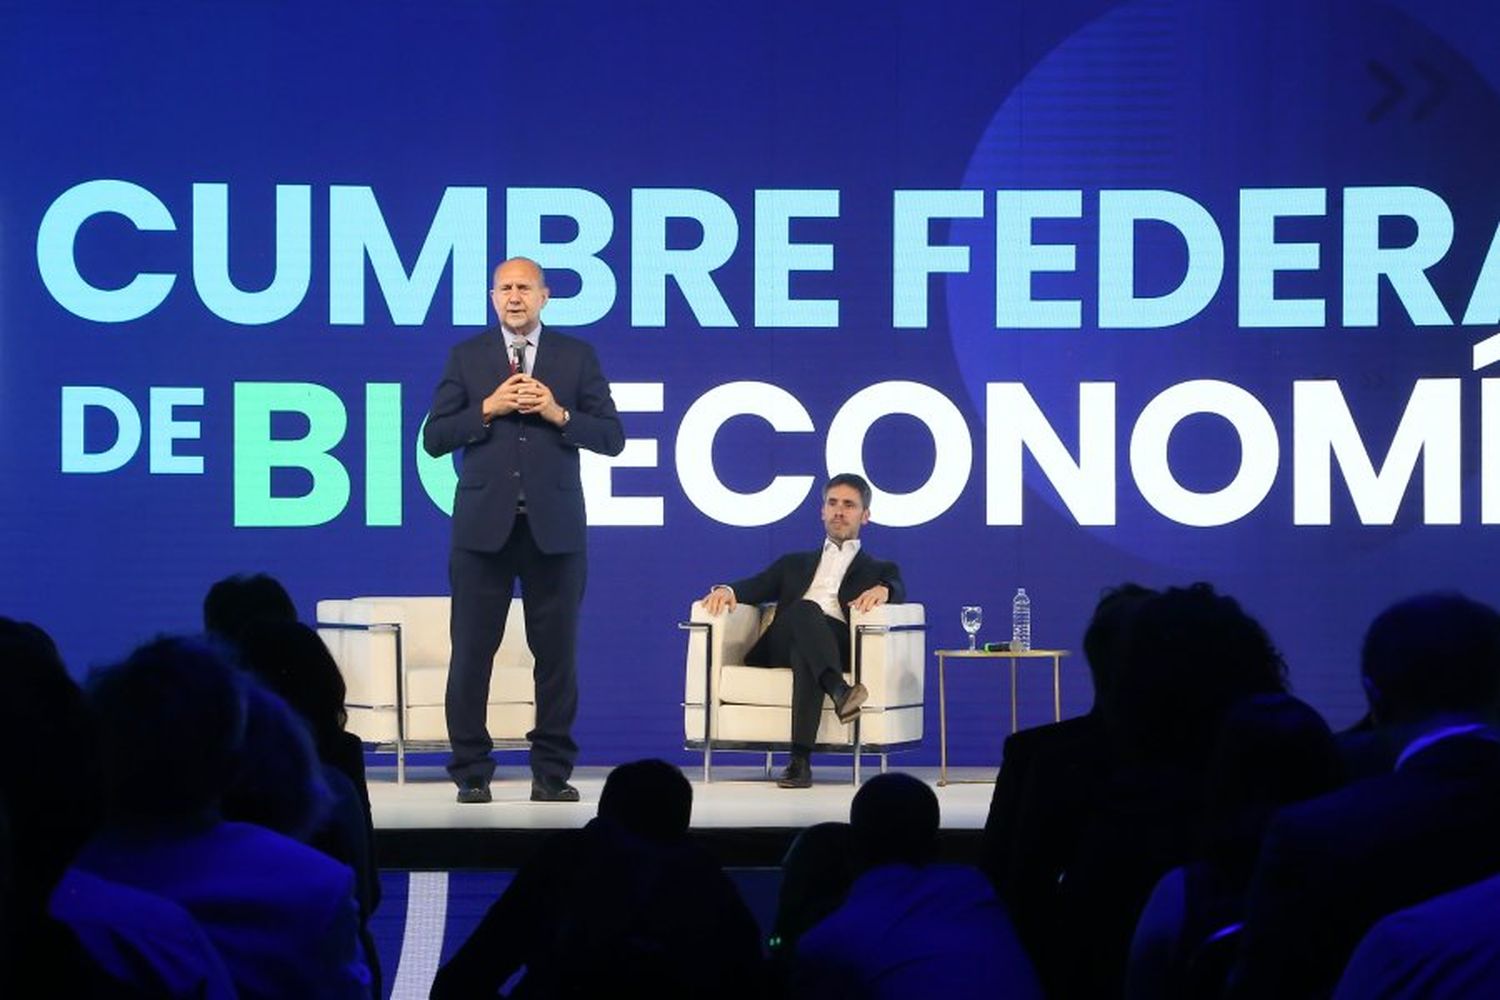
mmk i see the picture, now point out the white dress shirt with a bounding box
[502,324,540,506]
[802,537,861,622]
[502,323,541,375]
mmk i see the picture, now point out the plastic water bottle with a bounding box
[1011,588,1032,651]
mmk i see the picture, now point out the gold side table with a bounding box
[933,647,1069,786]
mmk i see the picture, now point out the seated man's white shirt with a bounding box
[803,538,861,622]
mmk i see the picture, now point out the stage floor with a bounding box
[369,763,997,829]
[370,764,998,868]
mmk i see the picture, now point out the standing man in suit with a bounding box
[424,257,624,804]
[700,474,904,788]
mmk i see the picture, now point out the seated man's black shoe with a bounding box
[777,756,813,789]
[834,681,868,724]
[456,780,491,804]
[530,778,581,803]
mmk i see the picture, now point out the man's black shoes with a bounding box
[530,779,581,802]
[834,682,868,724]
[777,756,813,789]
[457,778,579,802]
[456,780,492,804]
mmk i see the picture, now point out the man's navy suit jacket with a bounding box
[423,324,623,554]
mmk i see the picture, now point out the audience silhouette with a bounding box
[432,758,765,1000]
[1332,870,1500,999]
[1126,692,1342,999]
[1040,583,1289,998]
[0,617,221,998]
[220,679,335,840]
[203,571,298,644]
[73,635,371,999]
[769,821,859,988]
[238,618,383,990]
[210,577,386,999]
[10,580,1500,1000]
[981,583,1154,974]
[793,772,1041,999]
[1230,591,1500,998]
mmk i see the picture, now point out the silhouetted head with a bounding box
[202,572,297,645]
[237,619,348,754]
[850,772,940,869]
[1209,693,1341,809]
[1111,583,1288,765]
[773,822,857,951]
[0,619,96,787]
[598,759,693,841]
[221,681,331,842]
[1081,583,1156,707]
[0,618,101,905]
[87,636,246,824]
[1361,592,1500,728]
[1200,693,1342,878]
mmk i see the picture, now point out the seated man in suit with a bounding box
[1333,871,1500,1000]
[700,473,904,788]
[1230,592,1500,999]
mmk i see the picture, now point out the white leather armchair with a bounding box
[316,596,534,782]
[682,602,925,783]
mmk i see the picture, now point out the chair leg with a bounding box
[853,716,863,785]
[765,751,774,778]
[881,752,889,774]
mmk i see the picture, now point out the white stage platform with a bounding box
[369,765,997,834]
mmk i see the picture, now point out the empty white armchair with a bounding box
[682,601,925,782]
[316,596,535,782]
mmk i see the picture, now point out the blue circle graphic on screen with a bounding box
[946,0,1500,575]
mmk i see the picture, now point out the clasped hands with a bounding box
[483,373,566,426]
[699,583,889,616]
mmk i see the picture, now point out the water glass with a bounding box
[960,605,983,650]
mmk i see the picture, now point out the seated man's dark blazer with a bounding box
[1231,732,1500,999]
[728,549,905,665]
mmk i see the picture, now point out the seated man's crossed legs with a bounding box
[750,600,868,788]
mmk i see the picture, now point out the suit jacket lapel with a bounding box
[530,323,560,388]
[786,550,820,602]
[482,326,509,388]
[839,549,873,605]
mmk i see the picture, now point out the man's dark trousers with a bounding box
[446,514,584,787]
[750,599,850,752]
